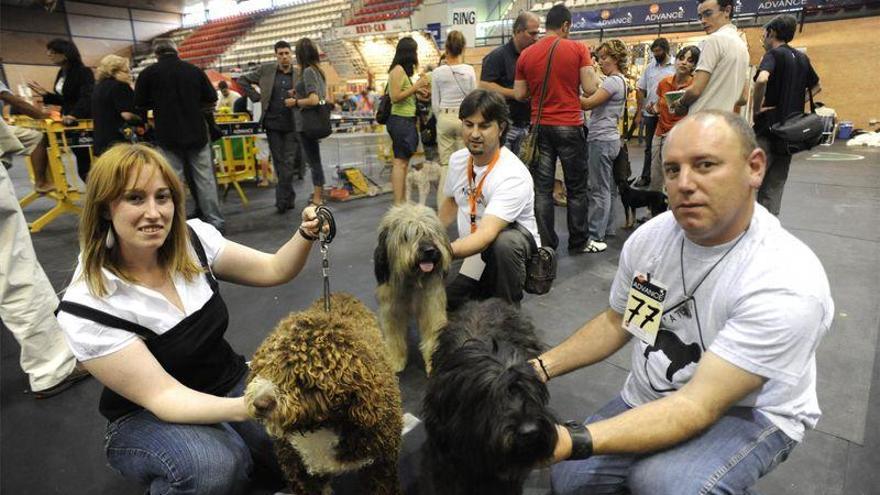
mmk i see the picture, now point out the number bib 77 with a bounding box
[623,272,667,346]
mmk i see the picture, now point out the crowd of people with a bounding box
[0,0,833,493]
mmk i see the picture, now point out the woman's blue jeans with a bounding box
[586,139,620,242]
[551,395,797,495]
[104,376,283,495]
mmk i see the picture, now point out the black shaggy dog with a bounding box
[618,178,668,228]
[421,299,558,495]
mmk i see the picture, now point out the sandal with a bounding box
[582,240,607,253]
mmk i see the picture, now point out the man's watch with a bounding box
[563,420,594,460]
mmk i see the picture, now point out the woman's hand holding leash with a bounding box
[297,205,335,242]
[298,205,321,241]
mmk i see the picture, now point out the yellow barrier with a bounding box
[214,113,258,206]
[12,117,90,233]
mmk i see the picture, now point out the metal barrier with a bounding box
[214,112,262,206]
[12,117,90,233]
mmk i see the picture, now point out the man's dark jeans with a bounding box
[266,129,301,210]
[640,114,659,180]
[756,134,793,215]
[533,125,589,250]
[446,227,533,311]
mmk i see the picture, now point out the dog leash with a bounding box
[314,206,337,312]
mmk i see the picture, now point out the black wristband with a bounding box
[298,227,318,241]
[563,421,593,460]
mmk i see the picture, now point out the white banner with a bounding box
[334,18,412,39]
[448,7,477,47]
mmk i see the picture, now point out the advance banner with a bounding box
[571,1,696,31]
[570,0,858,32]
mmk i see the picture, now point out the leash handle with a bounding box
[313,206,336,312]
[314,206,336,244]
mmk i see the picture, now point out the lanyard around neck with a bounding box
[467,149,501,233]
[679,226,750,299]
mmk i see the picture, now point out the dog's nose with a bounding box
[422,246,438,257]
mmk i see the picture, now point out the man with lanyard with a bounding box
[440,89,541,311]
[533,111,833,494]
[237,40,305,214]
[478,11,540,155]
[633,38,675,188]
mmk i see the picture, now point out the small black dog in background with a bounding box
[420,299,558,495]
[618,178,668,228]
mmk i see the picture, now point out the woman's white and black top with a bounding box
[56,219,246,422]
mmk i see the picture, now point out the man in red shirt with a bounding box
[514,5,599,252]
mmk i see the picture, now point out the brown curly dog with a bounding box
[245,293,403,495]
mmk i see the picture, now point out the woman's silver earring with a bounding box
[105,228,116,249]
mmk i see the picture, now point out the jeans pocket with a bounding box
[766,437,797,472]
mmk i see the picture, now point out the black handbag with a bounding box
[518,38,562,169]
[376,74,410,125]
[376,90,391,125]
[768,85,823,154]
[513,223,557,295]
[302,100,333,140]
[298,68,333,140]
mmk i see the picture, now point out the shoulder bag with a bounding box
[376,84,392,124]
[376,72,412,125]
[300,68,333,140]
[768,57,823,154]
[518,38,562,168]
[512,223,557,295]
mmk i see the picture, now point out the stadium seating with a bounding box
[221,0,350,68]
[178,15,261,68]
[345,0,422,25]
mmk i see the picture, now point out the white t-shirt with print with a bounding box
[57,219,228,362]
[444,146,540,247]
[609,205,833,442]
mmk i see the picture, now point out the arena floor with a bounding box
[2,142,878,494]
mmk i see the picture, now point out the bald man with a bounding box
[532,111,833,494]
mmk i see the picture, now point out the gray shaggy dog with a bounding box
[374,203,452,374]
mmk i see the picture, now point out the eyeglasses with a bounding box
[697,8,716,19]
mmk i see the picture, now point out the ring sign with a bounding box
[449,7,477,47]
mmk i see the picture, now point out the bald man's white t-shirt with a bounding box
[609,205,834,442]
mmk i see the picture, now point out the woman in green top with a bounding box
[385,36,429,204]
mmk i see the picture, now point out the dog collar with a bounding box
[563,420,594,460]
